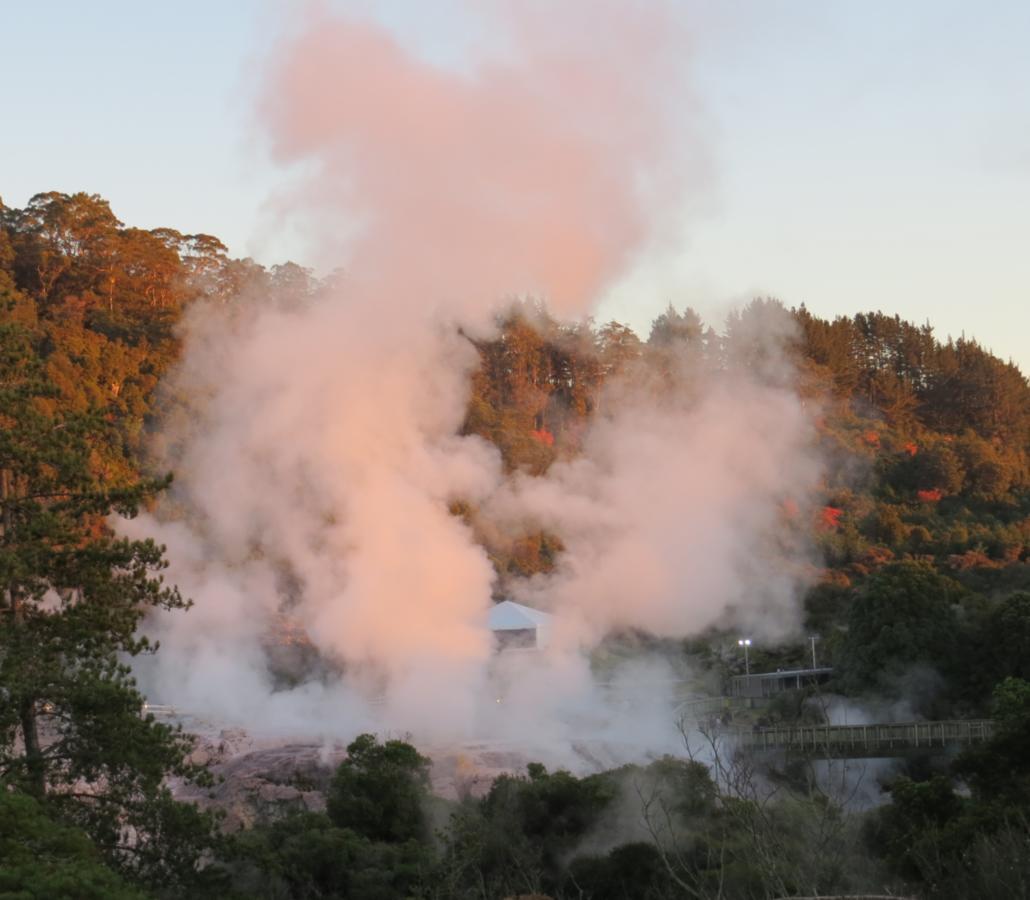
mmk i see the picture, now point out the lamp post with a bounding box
[809,635,819,669]
[738,638,752,676]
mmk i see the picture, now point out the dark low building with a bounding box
[728,667,833,699]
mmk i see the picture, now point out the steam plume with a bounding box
[261,0,691,316]
[126,2,820,753]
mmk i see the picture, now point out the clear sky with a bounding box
[2,1,1028,372]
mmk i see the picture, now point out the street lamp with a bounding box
[738,638,752,675]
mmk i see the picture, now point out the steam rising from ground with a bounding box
[493,372,816,648]
[126,2,821,758]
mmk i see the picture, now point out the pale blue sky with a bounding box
[2,1,1028,372]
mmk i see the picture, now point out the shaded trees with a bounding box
[326,733,432,843]
[834,561,965,700]
[0,321,220,893]
[978,592,1030,689]
[954,676,1030,808]
[3,186,1030,896]
[441,761,620,899]
[233,810,431,900]
[0,791,146,900]
[865,679,1030,898]
[234,735,435,900]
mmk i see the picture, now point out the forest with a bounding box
[3,190,1030,898]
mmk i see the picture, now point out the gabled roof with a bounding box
[488,599,552,632]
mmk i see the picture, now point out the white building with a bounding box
[487,600,552,651]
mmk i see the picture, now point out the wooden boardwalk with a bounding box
[732,719,995,759]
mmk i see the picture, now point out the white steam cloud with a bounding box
[124,2,822,757]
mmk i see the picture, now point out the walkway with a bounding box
[732,719,995,759]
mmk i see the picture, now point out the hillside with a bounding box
[4,190,1030,898]
[4,190,1029,697]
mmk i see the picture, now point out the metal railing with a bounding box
[732,719,995,758]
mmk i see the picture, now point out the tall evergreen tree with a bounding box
[0,320,220,892]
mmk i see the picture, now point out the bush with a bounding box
[326,734,431,844]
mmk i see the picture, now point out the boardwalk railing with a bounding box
[732,719,995,759]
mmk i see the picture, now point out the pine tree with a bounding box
[0,320,221,892]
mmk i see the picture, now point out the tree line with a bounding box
[3,190,1030,897]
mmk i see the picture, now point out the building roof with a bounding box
[731,667,834,682]
[488,599,552,632]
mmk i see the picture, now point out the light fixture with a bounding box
[737,638,752,675]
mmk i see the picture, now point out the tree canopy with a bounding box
[2,188,1030,897]
[0,318,220,893]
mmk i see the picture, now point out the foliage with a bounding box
[978,592,1030,689]
[231,736,437,899]
[441,761,619,898]
[232,810,431,900]
[566,843,674,900]
[326,733,432,844]
[5,188,1030,897]
[864,679,1030,896]
[0,321,220,893]
[0,791,146,900]
[953,677,1030,808]
[834,561,966,700]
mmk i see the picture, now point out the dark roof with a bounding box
[732,667,834,681]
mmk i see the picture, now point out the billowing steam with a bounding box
[259,0,694,315]
[494,370,818,648]
[124,2,821,752]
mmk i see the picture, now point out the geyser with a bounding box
[123,1,822,759]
